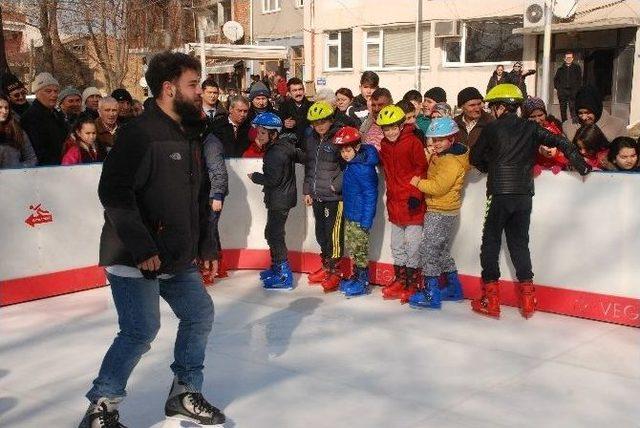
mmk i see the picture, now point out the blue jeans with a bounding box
[86,265,215,402]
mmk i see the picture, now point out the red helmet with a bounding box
[334,126,361,145]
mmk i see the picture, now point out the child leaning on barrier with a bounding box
[331,126,379,298]
[407,117,470,309]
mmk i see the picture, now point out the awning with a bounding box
[184,43,288,60]
[514,0,640,35]
[514,17,640,35]
[206,60,241,74]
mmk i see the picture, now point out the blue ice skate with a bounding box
[409,276,442,309]
[441,271,464,301]
[262,260,294,291]
[343,268,370,298]
[260,265,277,280]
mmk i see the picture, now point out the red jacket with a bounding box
[379,124,427,226]
[243,140,266,158]
[534,120,569,174]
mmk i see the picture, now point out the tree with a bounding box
[0,5,10,75]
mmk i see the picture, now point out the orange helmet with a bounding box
[334,126,361,146]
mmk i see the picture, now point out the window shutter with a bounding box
[383,27,415,67]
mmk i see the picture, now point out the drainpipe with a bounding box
[414,0,421,91]
[540,0,554,107]
[197,14,207,81]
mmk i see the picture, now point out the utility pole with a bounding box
[540,0,554,107]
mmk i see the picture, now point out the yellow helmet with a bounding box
[484,83,524,104]
[307,101,334,122]
[376,105,405,126]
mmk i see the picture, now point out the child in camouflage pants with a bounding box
[331,126,379,297]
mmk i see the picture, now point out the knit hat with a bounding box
[1,73,25,94]
[424,86,447,103]
[575,85,603,122]
[58,86,82,104]
[82,86,101,105]
[521,96,547,119]
[31,72,60,93]
[514,61,523,67]
[249,81,270,101]
[111,88,133,103]
[457,87,483,107]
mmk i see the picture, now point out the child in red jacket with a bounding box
[377,105,427,300]
[521,97,569,175]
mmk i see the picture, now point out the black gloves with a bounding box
[408,196,421,210]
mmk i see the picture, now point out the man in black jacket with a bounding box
[554,51,582,123]
[278,77,312,149]
[80,52,225,428]
[20,72,67,165]
[469,83,590,320]
[208,95,251,157]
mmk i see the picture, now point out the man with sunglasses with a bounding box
[1,73,30,118]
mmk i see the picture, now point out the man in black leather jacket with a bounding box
[469,83,590,320]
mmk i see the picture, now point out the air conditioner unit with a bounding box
[524,0,546,28]
[434,21,460,38]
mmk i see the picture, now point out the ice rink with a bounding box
[1,270,638,428]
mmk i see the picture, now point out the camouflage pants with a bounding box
[345,220,370,268]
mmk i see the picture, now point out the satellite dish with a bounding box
[553,0,577,19]
[223,21,244,42]
[525,3,544,25]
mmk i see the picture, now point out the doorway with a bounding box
[583,48,615,102]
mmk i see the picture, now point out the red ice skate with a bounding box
[518,281,537,319]
[471,281,500,318]
[381,265,406,299]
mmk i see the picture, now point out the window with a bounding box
[364,25,430,69]
[295,0,304,7]
[262,0,280,13]
[325,30,353,70]
[444,18,523,65]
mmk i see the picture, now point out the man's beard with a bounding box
[174,89,202,124]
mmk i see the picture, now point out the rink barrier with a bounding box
[1,250,638,327]
[1,163,639,328]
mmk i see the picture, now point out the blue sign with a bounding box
[316,77,327,86]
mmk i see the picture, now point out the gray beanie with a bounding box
[249,81,270,101]
[31,72,60,93]
[58,86,82,105]
[82,86,102,105]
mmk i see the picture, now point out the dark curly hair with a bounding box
[145,51,201,98]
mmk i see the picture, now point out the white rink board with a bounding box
[0,162,638,298]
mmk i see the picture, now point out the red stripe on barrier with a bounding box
[1,250,638,328]
[0,266,106,306]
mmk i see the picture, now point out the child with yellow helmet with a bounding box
[377,104,428,303]
[303,101,348,292]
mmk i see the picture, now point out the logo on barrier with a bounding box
[25,204,53,227]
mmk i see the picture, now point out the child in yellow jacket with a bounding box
[407,117,470,309]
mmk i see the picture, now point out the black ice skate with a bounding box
[78,397,127,428]
[165,378,226,426]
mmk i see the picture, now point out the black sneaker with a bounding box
[165,379,226,426]
[78,398,127,428]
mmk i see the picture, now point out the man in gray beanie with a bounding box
[82,86,102,119]
[247,80,274,124]
[20,72,68,165]
[454,86,493,147]
[58,86,83,127]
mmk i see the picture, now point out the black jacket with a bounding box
[554,63,582,97]
[20,99,68,165]
[98,99,212,274]
[470,112,588,196]
[251,133,305,210]
[486,72,507,93]
[303,121,344,202]
[349,94,369,125]
[208,113,251,158]
[278,97,312,149]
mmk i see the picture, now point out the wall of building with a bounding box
[252,0,304,40]
[304,0,538,105]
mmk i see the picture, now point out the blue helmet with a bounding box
[252,112,282,132]
[426,117,459,138]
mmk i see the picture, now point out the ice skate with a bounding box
[518,280,537,319]
[441,270,464,302]
[471,281,500,318]
[262,260,294,291]
[165,379,225,427]
[78,397,126,428]
[399,267,421,304]
[408,276,442,309]
[381,265,406,299]
[343,268,370,298]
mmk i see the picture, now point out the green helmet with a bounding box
[376,105,406,126]
[484,83,524,105]
[307,101,334,122]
